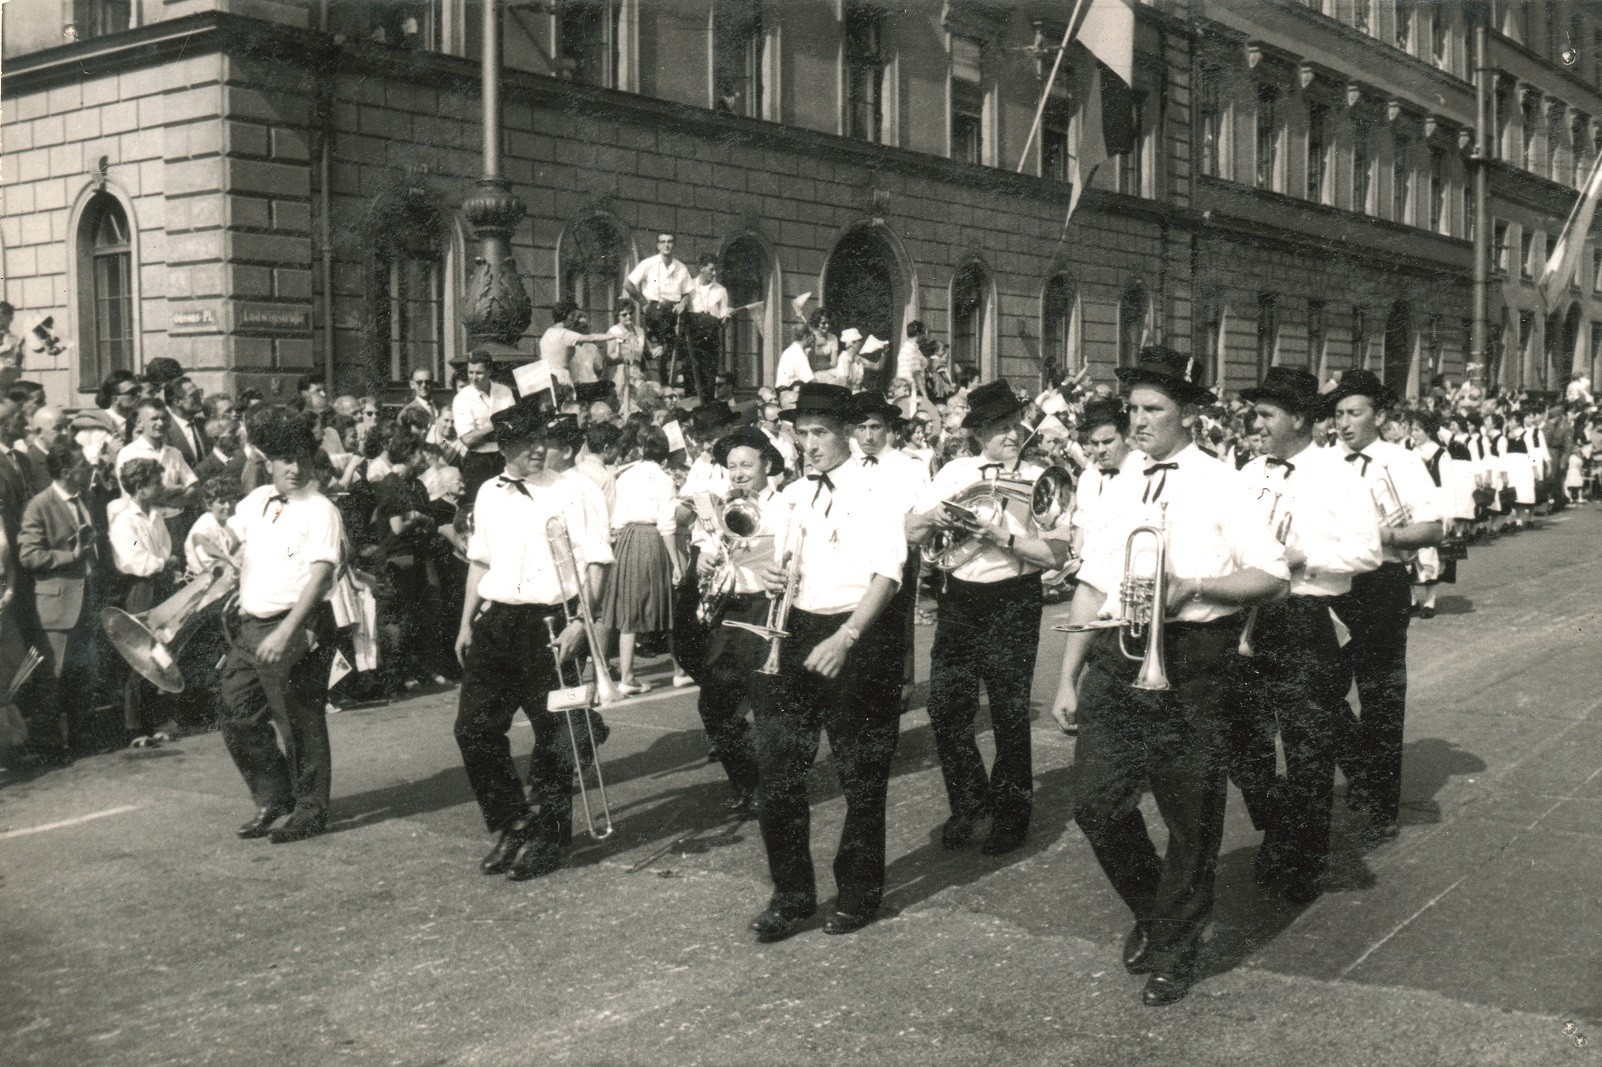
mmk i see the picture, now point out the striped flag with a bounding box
[1540,148,1602,305]
[1067,0,1137,223]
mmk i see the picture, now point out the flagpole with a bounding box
[1015,0,1092,174]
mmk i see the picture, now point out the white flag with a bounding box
[662,419,687,453]
[1034,413,1071,439]
[1541,148,1602,305]
[513,361,572,399]
[790,292,813,321]
[1035,388,1069,415]
[329,649,354,689]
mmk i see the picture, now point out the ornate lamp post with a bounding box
[461,0,532,353]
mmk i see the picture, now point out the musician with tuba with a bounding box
[746,383,907,944]
[689,426,786,817]
[1047,348,1289,1007]
[1230,368,1381,905]
[910,380,1073,856]
[452,400,615,883]
[1323,370,1444,844]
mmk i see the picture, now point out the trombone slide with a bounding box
[544,615,614,841]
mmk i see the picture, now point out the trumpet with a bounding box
[923,464,1074,571]
[724,502,805,676]
[544,616,614,841]
[1053,507,1173,691]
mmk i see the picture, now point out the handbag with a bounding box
[1498,486,1517,512]
[1438,534,1469,562]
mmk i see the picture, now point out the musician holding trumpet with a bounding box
[453,401,615,883]
[1048,348,1290,1007]
[1231,368,1381,905]
[746,383,908,944]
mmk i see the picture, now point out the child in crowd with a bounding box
[109,457,181,747]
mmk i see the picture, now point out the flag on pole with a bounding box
[791,292,813,322]
[662,419,687,453]
[512,361,572,400]
[329,649,354,690]
[1066,0,1137,224]
[1540,148,1602,306]
[1033,412,1072,439]
[1035,388,1070,416]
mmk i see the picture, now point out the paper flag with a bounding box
[1035,388,1069,415]
[329,649,354,689]
[790,292,812,321]
[1034,413,1071,438]
[662,419,686,453]
[513,361,572,398]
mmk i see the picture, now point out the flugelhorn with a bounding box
[544,615,614,840]
[923,465,1074,571]
[102,553,239,694]
[545,514,627,709]
[724,502,804,675]
[1054,506,1172,691]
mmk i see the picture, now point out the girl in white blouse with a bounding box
[601,425,685,692]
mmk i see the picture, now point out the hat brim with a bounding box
[1313,382,1397,419]
[961,400,1026,430]
[1239,386,1312,413]
[780,405,850,424]
[1115,367,1216,406]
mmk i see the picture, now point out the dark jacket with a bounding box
[18,486,97,631]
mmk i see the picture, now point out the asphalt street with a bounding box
[5,507,1602,1065]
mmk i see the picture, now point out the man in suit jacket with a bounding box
[0,399,32,546]
[164,376,209,468]
[18,440,103,758]
[20,405,63,499]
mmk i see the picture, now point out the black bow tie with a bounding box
[1265,456,1296,476]
[807,469,835,508]
[978,462,1005,475]
[1345,452,1371,476]
[1100,467,1119,479]
[1142,462,1177,504]
[861,455,878,466]
[264,493,289,520]
[497,476,531,498]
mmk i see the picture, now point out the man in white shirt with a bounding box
[538,301,616,386]
[1232,367,1382,904]
[745,383,907,944]
[686,254,730,402]
[1324,369,1444,843]
[116,398,199,519]
[452,349,517,501]
[454,400,615,883]
[1050,348,1290,1006]
[624,232,695,360]
[220,406,345,844]
[775,324,815,389]
[910,381,1073,855]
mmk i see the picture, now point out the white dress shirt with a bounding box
[574,453,617,518]
[1240,442,1382,598]
[858,447,931,523]
[771,459,906,616]
[679,454,731,501]
[895,338,923,383]
[184,510,234,574]
[562,467,611,542]
[228,485,344,618]
[452,382,516,454]
[690,280,730,318]
[109,503,171,578]
[775,343,814,388]
[468,471,614,606]
[1078,444,1290,624]
[610,460,679,533]
[1071,449,1146,540]
[918,457,1069,584]
[1336,438,1444,564]
[116,437,198,519]
[538,325,588,376]
[626,255,695,304]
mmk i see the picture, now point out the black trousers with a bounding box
[454,601,575,838]
[695,592,765,798]
[1072,618,1238,970]
[220,609,337,820]
[752,608,901,916]
[641,302,679,385]
[1330,562,1411,824]
[459,451,505,506]
[927,572,1042,829]
[684,313,721,401]
[1229,596,1349,882]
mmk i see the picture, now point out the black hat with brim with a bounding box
[850,391,901,425]
[780,382,854,423]
[688,400,741,435]
[712,426,786,475]
[1314,369,1396,419]
[491,398,551,447]
[1241,366,1322,414]
[1080,396,1126,432]
[1114,346,1215,406]
[961,378,1026,430]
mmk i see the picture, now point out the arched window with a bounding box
[560,215,631,333]
[1042,274,1078,379]
[1117,282,1151,367]
[950,260,991,376]
[368,190,449,388]
[77,192,135,385]
[720,235,771,387]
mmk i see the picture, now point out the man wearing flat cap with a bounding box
[1050,347,1290,1006]
[453,399,616,883]
[1320,369,1444,845]
[1231,367,1382,904]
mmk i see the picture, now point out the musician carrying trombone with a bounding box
[453,400,615,883]
[1047,348,1290,1007]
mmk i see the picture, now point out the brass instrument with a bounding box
[1239,501,1294,658]
[724,502,805,676]
[1370,465,1413,529]
[102,554,240,694]
[1053,506,1173,691]
[923,464,1074,571]
[544,616,614,841]
[545,515,627,709]
[698,493,766,625]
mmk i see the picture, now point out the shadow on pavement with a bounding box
[1432,594,1475,616]
[1397,737,1486,828]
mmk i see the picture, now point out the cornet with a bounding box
[1053,507,1173,691]
[724,503,804,676]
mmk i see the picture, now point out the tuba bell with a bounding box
[102,561,239,693]
[923,464,1075,571]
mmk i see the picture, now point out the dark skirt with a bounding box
[602,523,674,634]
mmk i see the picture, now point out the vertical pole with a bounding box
[1472,12,1490,389]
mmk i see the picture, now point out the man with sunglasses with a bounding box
[401,370,440,426]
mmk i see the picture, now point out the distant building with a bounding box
[1,0,1599,404]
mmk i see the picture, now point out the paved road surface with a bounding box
[5,508,1602,1065]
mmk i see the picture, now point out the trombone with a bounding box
[724,502,805,676]
[545,514,622,839]
[1053,506,1173,691]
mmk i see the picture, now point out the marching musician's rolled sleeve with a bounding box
[299,501,343,569]
[1393,453,1446,525]
[1224,479,1292,582]
[862,497,908,587]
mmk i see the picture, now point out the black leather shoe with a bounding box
[481,817,536,874]
[1367,818,1400,842]
[822,908,877,936]
[725,791,757,819]
[237,804,293,839]
[940,812,983,850]
[981,822,1028,856]
[750,904,815,943]
[269,817,327,844]
[1142,969,1194,1007]
[1122,924,1154,974]
[507,841,562,881]
[1277,875,1322,906]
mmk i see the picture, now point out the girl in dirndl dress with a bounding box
[1500,417,1538,529]
[602,425,684,694]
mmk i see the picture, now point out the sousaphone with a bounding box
[101,562,238,693]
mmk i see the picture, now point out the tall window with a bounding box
[1042,274,1077,372]
[1494,220,1510,272]
[1426,315,1443,375]
[720,236,769,386]
[1431,4,1447,68]
[1520,230,1535,277]
[713,0,764,118]
[1354,122,1373,213]
[1523,92,1541,172]
[950,36,986,165]
[844,3,887,142]
[1042,100,1070,182]
[1256,84,1280,190]
[556,0,613,87]
[79,194,135,386]
[1392,136,1411,224]
[560,215,629,336]
[1395,0,1414,50]
[951,261,989,370]
[1429,145,1446,232]
[1308,299,1326,372]
[1573,114,1590,187]
[71,0,130,39]
[1197,299,1222,385]
[1354,0,1371,34]
[369,1,438,49]
[1117,93,1147,196]
[1256,293,1279,375]
[1352,305,1369,370]
[1118,283,1150,367]
[1465,182,1475,242]
[382,253,444,382]
[1198,66,1223,179]
[1307,103,1329,202]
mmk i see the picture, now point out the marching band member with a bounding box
[1232,368,1381,904]
[747,383,907,943]
[1070,397,1145,566]
[691,426,787,816]
[1323,370,1444,842]
[910,380,1071,855]
[1048,348,1289,1006]
[221,407,344,844]
[454,401,615,882]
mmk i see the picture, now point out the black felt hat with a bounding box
[1114,346,1215,405]
[850,391,901,424]
[1241,366,1322,414]
[961,379,1026,430]
[1080,396,1127,433]
[712,426,785,475]
[491,399,551,447]
[1315,369,1396,418]
[779,382,854,423]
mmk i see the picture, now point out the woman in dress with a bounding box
[608,299,647,415]
[602,425,685,693]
